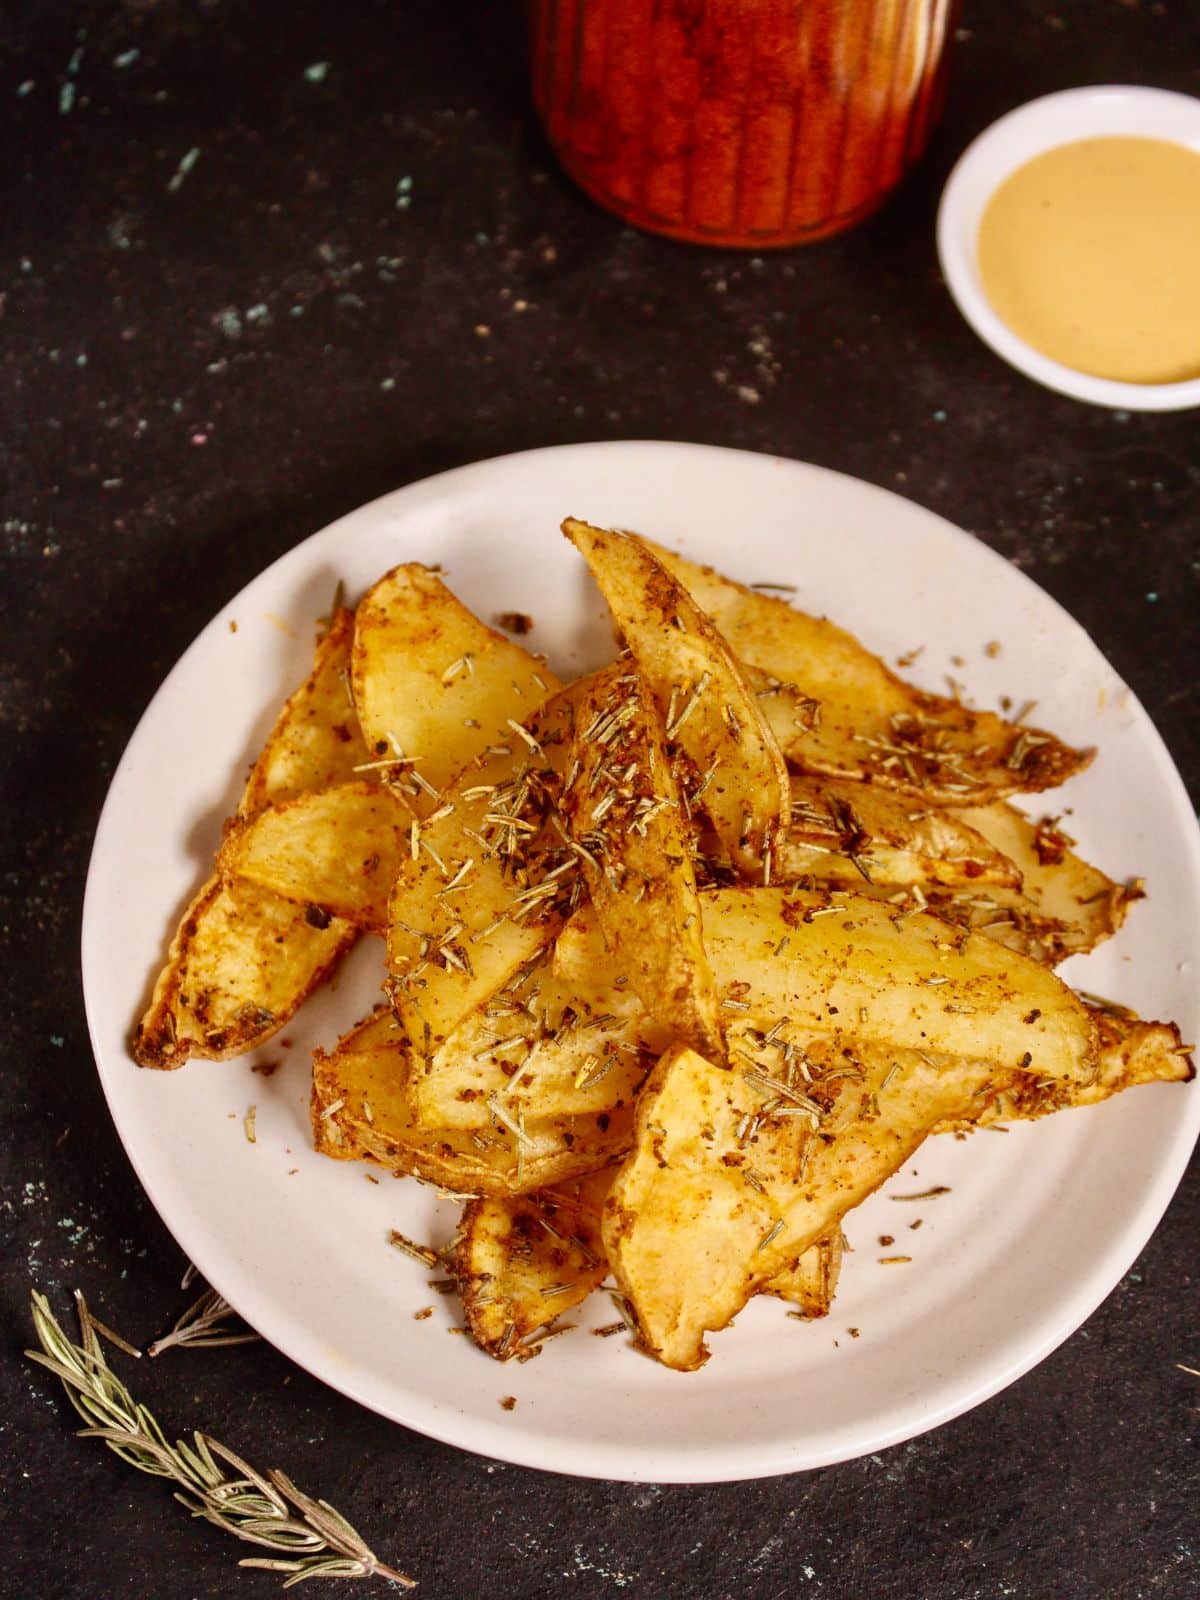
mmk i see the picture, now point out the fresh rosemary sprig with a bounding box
[148,1286,261,1357]
[26,1289,414,1590]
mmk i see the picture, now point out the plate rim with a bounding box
[81,439,1200,1483]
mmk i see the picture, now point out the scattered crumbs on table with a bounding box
[228,618,238,632]
[447,1326,468,1335]
[18,79,35,96]
[113,49,140,68]
[910,1218,924,1231]
[495,611,534,635]
[500,1395,517,1411]
[734,384,761,405]
[896,644,924,668]
[380,377,396,391]
[892,1186,951,1202]
[413,1307,434,1321]
[985,639,1002,658]
[244,1106,257,1143]
[167,146,201,193]
[474,323,491,338]
[848,1327,860,1338]
[1146,592,1158,603]
[279,1037,293,1049]
[396,175,413,210]
[59,83,76,115]
[49,1034,64,1048]
[1176,1363,1200,1378]
[304,61,330,83]
[878,1255,913,1266]
[250,1057,279,1075]
[932,408,948,423]
[288,1168,299,1175]
[387,1229,439,1268]
[878,1234,894,1247]
[950,654,966,668]
[364,1173,379,1184]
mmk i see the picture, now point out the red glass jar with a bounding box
[530,0,956,247]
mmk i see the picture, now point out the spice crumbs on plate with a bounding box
[500,1395,517,1411]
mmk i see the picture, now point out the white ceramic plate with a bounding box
[937,85,1200,411]
[82,441,1200,1483]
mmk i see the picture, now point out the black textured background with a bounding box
[3,3,1199,1597]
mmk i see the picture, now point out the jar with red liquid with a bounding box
[530,0,956,247]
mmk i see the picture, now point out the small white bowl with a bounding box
[937,85,1200,411]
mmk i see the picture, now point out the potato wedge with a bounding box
[777,777,1020,891]
[762,1234,843,1317]
[607,1037,1018,1368]
[220,781,412,934]
[134,613,364,1069]
[415,952,655,1128]
[560,664,723,1056]
[603,1045,812,1370]
[386,681,593,1059]
[455,1171,613,1359]
[241,606,368,814]
[352,564,561,798]
[133,875,355,1069]
[563,519,788,872]
[312,1010,631,1196]
[644,538,1092,803]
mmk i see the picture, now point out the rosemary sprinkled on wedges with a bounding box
[26,1290,414,1589]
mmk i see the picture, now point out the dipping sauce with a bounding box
[977,136,1200,385]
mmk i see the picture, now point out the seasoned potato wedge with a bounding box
[563,519,789,872]
[561,664,723,1056]
[135,613,364,1069]
[644,538,1092,802]
[603,1045,812,1370]
[454,1171,613,1358]
[415,952,655,1128]
[777,777,1020,891]
[241,606,367,814]
[312,1010,631,1196]
[386,682,592,1060]
[607,1038,1017,1369]
[352,564,560,797]
[221,781,411,934]
[133,875,355,1069]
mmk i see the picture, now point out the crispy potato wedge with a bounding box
[134,614,364,1069]
[312,1010,631,1196]
[386,681,592,1059]
[762,1234,843,1316]
[415,952,655,1128]
[220,781,411,934]
[701,886,1097,1085]
[455,1171,613,1359]
[777,777,1020,891]
[241,607,368,814]
[133,875,355,1069]
[643,538,1092,803]
[352,564,561,797]
[603,1045,812,1369]
[563,519,789,872]
[607,1038,1016,1369]
[561,664,723,1056]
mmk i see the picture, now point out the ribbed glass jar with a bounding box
[530,0,956,247]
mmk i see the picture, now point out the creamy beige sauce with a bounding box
[978,136,1200,385]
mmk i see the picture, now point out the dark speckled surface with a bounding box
[3,3,1198,1597]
